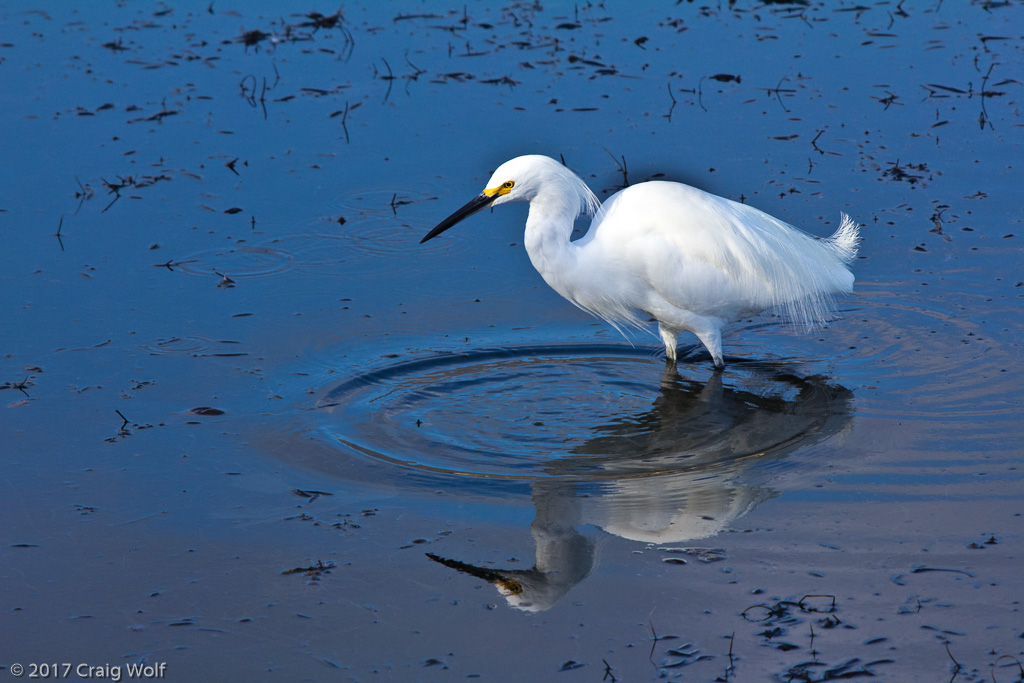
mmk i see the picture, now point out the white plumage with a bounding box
[421,155,859,368]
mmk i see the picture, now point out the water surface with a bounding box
[2,2,1022,681]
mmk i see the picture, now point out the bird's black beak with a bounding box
[420,193,496,244]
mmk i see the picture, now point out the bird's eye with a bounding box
[503,181,514,189]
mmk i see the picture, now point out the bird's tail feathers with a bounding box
[759,213,860,331]
[824,213,860,264]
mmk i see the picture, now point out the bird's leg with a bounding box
[660,360,680,387]
[693,326,725,369]
[658,325,678,363]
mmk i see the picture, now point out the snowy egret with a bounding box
[421,155,859,368]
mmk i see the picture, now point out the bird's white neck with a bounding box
[523,191,582,296]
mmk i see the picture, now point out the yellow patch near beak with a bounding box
[483,181,514,198]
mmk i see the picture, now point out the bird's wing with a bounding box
[588,182,853,325]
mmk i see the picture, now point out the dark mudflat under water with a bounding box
[2,2,1022,681]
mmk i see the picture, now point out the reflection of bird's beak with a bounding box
[426,553,524,594]
[423,557,524,593]
[420,193,495,244]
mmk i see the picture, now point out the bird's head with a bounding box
[481,155,551,206]
[420,155,596,244]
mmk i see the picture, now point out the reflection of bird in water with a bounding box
[557,363,850,475]
[427,491,594,613]
[422,155,859,367]
[427,365,854,611]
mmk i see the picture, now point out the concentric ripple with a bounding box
[175,215,455,280]
[170,186,445,281]
[329,187,442,223]
[139,335,246,357]
[175,244,294,279]
[830,279,1020,423]
[315,344,854,483]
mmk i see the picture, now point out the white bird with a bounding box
[421,155,859,368]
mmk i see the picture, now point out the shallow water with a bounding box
[2,2,1022,681]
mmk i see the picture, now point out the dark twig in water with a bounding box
[911,565,975,577]
[116,409,130,430]
[281,559,335,577]
[340,100,350,143]
[874,90,901,109]
[810,129,834,157]
[300,11,355,60]
[667,78,702,114]
[330,101,360,143]
[929,206,951,239]
[238,74,269,119]
[644,619,681,666]
[12,377,31,398]
[763,77,796,112]
[977,61,996,131]
[798,594,837,612]
[390,193,413,215]
[153,259,197,271]
[238,29,270,52]
[945,642,960,676]
[291,488,333,503]
[299,10,344,32]
[479,75,520,88]
[404,50,426,80]
[882,159,929,185]
[54,216,65,251]
[696,76,708,112]
[135,98,179,124]
[720,632,736,681]
[921,82,967,98]
[258,76,268,119]
[884,5,907,30]
[72,177,93,215]
[380,57,395,103]
[338,22,355,61]
[239,74,256,101]
[918,61,1008,132]
[665,80,677,121]
[991,655,1024,682]
[604,148,628,188]
[102,37,128,52]
[602,659,616,682]
[100,176,135,213]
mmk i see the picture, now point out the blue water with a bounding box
[2,2,1021,680]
